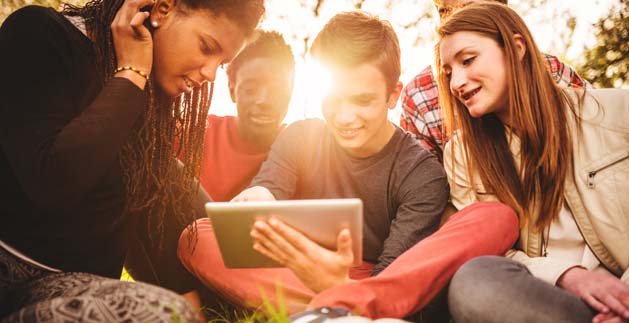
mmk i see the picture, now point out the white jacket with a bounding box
[444,88,629,284]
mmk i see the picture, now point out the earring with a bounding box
[151,21,159,28]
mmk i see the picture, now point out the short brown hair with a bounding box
[309,11,401,94]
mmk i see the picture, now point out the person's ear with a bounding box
[513,34,527,62]
[151,0,176,25]
[386,81,404,110]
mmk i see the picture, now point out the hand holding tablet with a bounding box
[251,217,357,292]
[205,199,363,269]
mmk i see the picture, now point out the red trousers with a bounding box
[178,202,518,318]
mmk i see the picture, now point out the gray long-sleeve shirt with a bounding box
[252,119,449,275]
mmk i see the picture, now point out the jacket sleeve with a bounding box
[505,249,584,285]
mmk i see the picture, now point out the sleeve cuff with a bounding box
[621,268,629,283]
[526,258,584,286]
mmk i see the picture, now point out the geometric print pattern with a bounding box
[1,248,199,322]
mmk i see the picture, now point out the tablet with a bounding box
[205,199,363,268]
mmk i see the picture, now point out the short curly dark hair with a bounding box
[226,30,295,85]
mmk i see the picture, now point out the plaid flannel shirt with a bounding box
[400,53,589,160]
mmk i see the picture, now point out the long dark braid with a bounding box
[63,0,119,82]
[62,0,217,248]
[120,85,213,249]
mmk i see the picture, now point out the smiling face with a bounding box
[440,31,509,120]
[322,63,400,158]
[232,57,293,145]
[151,4,247,98]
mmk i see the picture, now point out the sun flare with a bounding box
[285,58,334,121]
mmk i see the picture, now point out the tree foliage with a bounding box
[2,0,627,89]
[577,1,628,88]
[1,0,87,24]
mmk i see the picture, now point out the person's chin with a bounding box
[158,78,193,99]
[469,110,484,118]
[334,133,362,149]
[467,104,487,118]
[248,119,281,133]
[248,114,280,127]
[337,139,368,157]
[165,90,182,99]
[249,125,280,141]
[153,81,178,99]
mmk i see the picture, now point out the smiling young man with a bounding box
[178,11,518,321]
[198,30,294,201]
[238,11,450,282]
[399,0,588,160]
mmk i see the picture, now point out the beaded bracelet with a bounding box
[114,66,150,81]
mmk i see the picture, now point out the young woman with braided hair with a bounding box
[0,0,264,321]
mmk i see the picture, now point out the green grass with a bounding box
[120,268,290,323]
[257,283,290,323]
[202,284,290,323]
[120,267,134,282]
[203,303,267,323]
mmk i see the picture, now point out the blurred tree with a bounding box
[577,0,628,88]
[3,0,624,88]
[1,0,87,24]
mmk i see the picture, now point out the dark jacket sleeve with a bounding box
[0,7,146,211]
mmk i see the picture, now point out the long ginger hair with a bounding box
[436,1,578,230]
[62,0,264,246]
